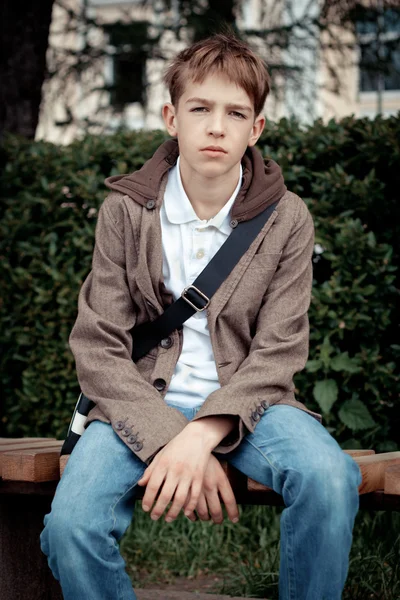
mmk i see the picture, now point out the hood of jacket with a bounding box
[105,138,286,222]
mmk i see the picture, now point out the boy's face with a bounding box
[162,73,265,181]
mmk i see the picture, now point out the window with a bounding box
[103,21,151,109]
[356,7,400,92]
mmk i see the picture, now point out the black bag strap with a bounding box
[131,200,279,362]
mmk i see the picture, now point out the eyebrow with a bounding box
[185,97,252,113]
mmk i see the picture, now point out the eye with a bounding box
[191,107,208,112]
[231,111,246,119]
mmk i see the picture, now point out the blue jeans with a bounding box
[40,404,362,600]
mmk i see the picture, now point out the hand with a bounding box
[137,424,212,522]
[184,454,239,524]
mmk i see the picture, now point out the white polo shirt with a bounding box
[161,156,243,408]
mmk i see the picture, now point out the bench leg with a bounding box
[0,493,63,600]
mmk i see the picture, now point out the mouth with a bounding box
[201,146,227,154]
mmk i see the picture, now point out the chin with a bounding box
[200,166,229,179]
[197,160,232,175]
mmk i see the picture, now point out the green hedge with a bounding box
[0,116,399,451]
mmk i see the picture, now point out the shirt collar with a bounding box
[164,156,243,234]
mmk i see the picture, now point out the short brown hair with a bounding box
[163,33,271,117]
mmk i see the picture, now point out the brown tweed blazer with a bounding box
[69,139,322,464]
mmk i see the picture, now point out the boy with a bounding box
[40,33,362,600]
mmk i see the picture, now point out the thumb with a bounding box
[137,467,151,486]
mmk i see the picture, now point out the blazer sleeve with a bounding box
[69,195,189,464]
[191,200,316,454]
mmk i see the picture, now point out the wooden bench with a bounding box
[1,439,400,600]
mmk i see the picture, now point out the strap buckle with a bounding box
[181,285,210,312]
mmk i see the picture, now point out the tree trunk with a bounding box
[0,0,55,140]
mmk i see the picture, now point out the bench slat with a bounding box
[246,449,377,493]
[344,449,375,457]
[385,465,400,495]
[357,452,400,494]
[247,451,400,496]
[0,440,63,476]
[0,437,56,446]
[0,440,60,453]
[1,444,63,482]
[4,440,400,501]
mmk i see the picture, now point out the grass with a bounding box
[120,503,400,599]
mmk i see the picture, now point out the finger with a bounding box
[141,468,167,513]
[186,512,198,522]
[165,480,192,522]
[212,461,239,523]
[182,478,203,516]
[184,510,198,522]
[218,480,239,523]
[195,491,210,522]
[182,490,198,522]
[150,477,180,520]
[183,489,208,521]
[137,466,152,487]
[204,488,224,524]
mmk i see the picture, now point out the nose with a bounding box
[206,112,225,137]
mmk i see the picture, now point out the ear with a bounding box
[247,114,265,147]
[162,102,178,137]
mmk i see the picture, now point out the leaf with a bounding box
[338,399,376,431]
[377,441,398,452]
[367,231,376,248]
[341,438,362,450]
[320,336,334,369]
[305,359,322,373]
[331,352,362,373]
[361,284,376,296]
[313,379,338,414]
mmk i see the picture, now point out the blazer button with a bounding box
[146,200,155,209]
[153,378,166,391]
[160,337,173,349]
[115,421,124,431]
[122,427,132,437]
[261,400,269,409]
[133,441,143,452]
[257,405,265,415]
[127,434,137,444]
[252,410,261,422]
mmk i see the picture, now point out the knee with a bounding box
[40,500,99,560]
[336,453,362,491]
[327,453,362,496]
[292,452,361,513]
[40,507,76,558]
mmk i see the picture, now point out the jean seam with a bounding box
[282,503,297,600]
[72,473,139,600]
[108,478,142,538]
[244,436,286,479]
[244,436,299,599]
[102,478,142,599]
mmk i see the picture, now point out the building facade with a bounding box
[35,0,400,144]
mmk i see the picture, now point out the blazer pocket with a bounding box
[246,251,282,271]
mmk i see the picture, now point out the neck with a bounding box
[179,159,241,221]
